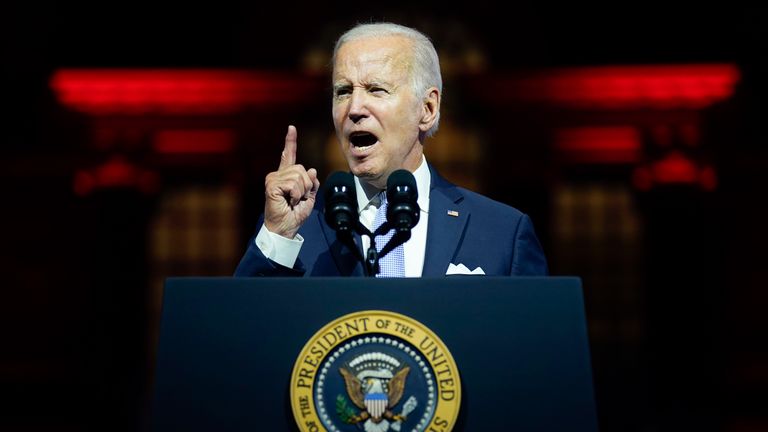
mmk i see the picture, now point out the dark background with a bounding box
[3,2,767,431]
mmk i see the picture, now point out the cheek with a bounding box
[390,99,420,126]
[387,110,418,140]
[332,99,348,118]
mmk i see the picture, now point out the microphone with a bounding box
[386,169,420,233]
[324,171,358,233]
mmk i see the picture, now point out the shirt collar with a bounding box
[354,155,431,214]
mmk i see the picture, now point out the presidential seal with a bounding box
[290,311,461,432]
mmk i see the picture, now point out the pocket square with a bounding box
[446,263,486,275]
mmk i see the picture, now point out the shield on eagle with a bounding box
[339,363,411,422]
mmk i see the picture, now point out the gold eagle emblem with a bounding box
[339,365,411,424]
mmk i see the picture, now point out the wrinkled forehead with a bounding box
[332,36,413,83]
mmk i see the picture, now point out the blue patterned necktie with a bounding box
[373,192,405,277]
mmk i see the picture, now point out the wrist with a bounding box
[264,220,298,239]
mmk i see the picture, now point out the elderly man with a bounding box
[235,22,547,277]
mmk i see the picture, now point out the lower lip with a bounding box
[349,141,379,157]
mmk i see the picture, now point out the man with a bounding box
[235,22,547,277]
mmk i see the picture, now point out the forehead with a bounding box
[333,35,413,82]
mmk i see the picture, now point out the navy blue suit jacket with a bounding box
[234,167,548,277]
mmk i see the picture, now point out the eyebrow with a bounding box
[366,80,390,88]
[332,79,392,90]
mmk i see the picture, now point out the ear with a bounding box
[418,87,440,133]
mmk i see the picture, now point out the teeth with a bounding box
[349,132,378,147]
[350,137,377,150]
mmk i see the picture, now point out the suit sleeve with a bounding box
[233,240,306,276]
[233,216,306,277]
[510,214,549,276]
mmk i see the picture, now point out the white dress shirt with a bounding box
[255,156,431,277]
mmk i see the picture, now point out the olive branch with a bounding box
[335,394,359,424]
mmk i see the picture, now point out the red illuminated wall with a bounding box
[51,65,739,193]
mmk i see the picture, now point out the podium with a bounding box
[152,277,597,431]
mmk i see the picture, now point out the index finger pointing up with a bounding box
[279,125,298,169]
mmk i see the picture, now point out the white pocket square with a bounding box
[446,263,486,275]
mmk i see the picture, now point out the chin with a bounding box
[353,169,379,182]
[351,168,386,187]
[349,160,375,177]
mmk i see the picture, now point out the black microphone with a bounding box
[324,171,358,233]
[386,169,420,233]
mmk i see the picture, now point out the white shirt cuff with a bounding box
[254,224,304,269]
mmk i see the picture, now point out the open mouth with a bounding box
[349,131,379,148]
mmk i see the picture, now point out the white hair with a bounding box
[333,22,442,137]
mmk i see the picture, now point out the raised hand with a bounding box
[263,125,320,239]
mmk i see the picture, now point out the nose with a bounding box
[348,89,368,123]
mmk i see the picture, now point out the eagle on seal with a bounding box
[339,365,411,423]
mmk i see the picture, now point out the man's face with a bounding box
[332,35,425,189]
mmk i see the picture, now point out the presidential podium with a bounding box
[151,277,598,431]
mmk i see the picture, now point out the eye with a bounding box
[334,86,352,98]
[370,87,389,95]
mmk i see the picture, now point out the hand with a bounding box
[263,125,321,239]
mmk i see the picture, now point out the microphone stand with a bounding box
[338,222,411,277]
[363,222,412,277]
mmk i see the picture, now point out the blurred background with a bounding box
[3,2,767,431]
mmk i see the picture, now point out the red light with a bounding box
[50,69,322,116]
[632,151,717,191]
[555,126,642,164]
[73,156,159,196]
[652,151,698,183]
[97,156,138,186]
[482,64,740,109]
[153,129,235,154]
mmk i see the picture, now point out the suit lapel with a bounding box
[422,169,469,277]
[317,210,365,276]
